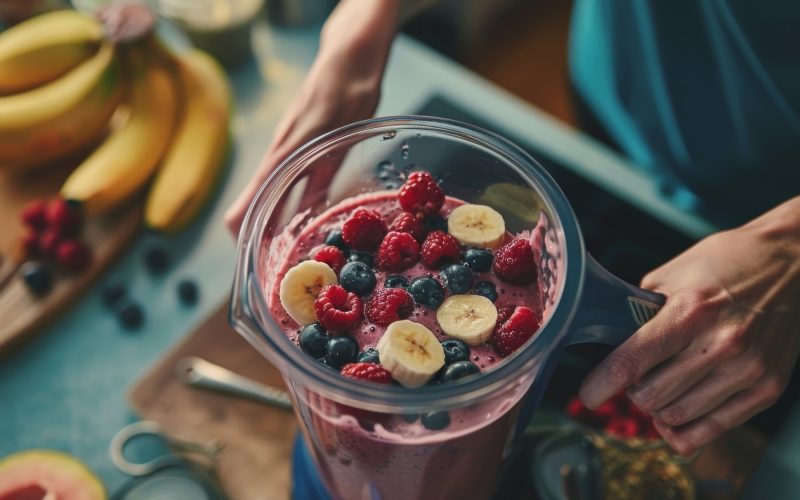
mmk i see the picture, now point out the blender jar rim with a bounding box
[231,115,587,411]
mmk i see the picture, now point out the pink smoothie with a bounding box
[264,190,554,500]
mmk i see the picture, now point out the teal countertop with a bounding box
[0,15,796,498]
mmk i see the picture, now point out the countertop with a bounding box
[0,14,796,497]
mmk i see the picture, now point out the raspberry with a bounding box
[592,401,619,424]
[340,362,393,383]
[389,212,426,242]
[420,230,460,268]
[313,245,346,274]
[493,305,541,357]
[496,306,516,326]
[492,238,537,285]
[365,288,414,326]
[20,200,48,231]
[21,229,40,257]
[38,228,63,257]
[342,208,388,252]
[605,417,640,439]
[398,171,444,216]
[55,239,92,272]
[375,231,420,272]
[314,284,363,334]
[565,397,590,421]
[45,198,81,237]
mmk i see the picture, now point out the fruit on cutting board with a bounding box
[0,10,103,94]
[60,48,178,215]
[0,42,121,170]
[144,49,232,232]
[0,449,105,500]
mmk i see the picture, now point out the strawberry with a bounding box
[375,231,420,272]
[492,305,541,357]
[342,208,388,252]
[313,245,346,274]
[492,238,537,285]
[340,362,393,383]
[389,212,426,242]
[365,288,414,326]
[314,284,363,333]
[420,230,460,268]
[398,171,444,216]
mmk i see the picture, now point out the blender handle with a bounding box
[569,253,666,346]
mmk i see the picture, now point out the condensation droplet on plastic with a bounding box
[400,142,409,160]
[382,130,397,140]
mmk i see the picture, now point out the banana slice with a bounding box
[377,320,445,388]
[447,204,506,249]
[436,295,498,346]
[278,260,338,326]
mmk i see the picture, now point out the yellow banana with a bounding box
[0,42,121,170]
[61,50,178,215]
[0,10,103,94]
[145,49,232,232]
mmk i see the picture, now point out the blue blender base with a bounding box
[292,434,332,500]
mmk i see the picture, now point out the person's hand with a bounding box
[579,196,800,455]
[224,0,401,237]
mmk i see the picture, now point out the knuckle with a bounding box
[717,326,748,359]
[658,405,688,427]
[762,375,788,401]
[743,355,768,382]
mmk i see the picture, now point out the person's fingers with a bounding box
[579,298,696,409]
[653,377,785,456]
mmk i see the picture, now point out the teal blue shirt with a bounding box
[569,0,800,222]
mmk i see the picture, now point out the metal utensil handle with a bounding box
[175,357,293,411]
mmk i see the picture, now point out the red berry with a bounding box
[420,230,460,268]
[365,288,414,326]
[38,229,63,257]
[21,229,40,257]
[605,417,640,439]
[314,284,363,333]
[342,208,388,252]
[55,239,92,272]
[496,305,516,326]
[20,200,48,231]
[313,245,346,274]
[340,362,393,383]
[492,305,541,357]
[375,231,420,272]
[565,397,589,421]
[398,171,444,216]
[389,212,426,242]
[592,401,618,424]
[46,198,81,237]
[492,238,537,285]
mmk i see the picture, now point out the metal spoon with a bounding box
[175,356,293,411]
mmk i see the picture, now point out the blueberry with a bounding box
[347,251,374,268]
[473,281,498,302]
[100,282,126,308]
[143,246,170,274]
[384,275,409,289]
[339,261,376,296]
[116,301,144,329]
[177,280,199,305]
[401,413,420,423]
[464,248,493,272]
[317,357,336,370]
[441,339,470,364]
[408,277,445,308]
[439,361,480,383]
[425,215,448,232]
[357,348,380,364]
[21,262,52,296]
[439,264,473,294]
[325,230,348,251]
[325,336,359,369]
[300,323,331,358]
[421,411,450,430]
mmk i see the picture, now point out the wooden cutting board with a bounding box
[128,303,297,500]
[0,160,141,355]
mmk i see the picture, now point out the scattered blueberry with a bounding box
[177,280,199,305]
[100,282,126,308]
[439,361,480,383]
[441,339,470,364]
[116,301,144,329]
[439,264,473,294]
[473,281,498,302]
[21,262,52,296]
[401,413,420,423]
[425,215,448,232]
[143,246,170,274]
[325,230,348,251]
[300,323,331,358]
[347,251,374,268]
[339,261,376,296]
[325,336,359,369]
[421,411,450,430]
[384,275,409,289]
[357,347,380,364]
[408,277,445,308]
[464,248,493,272]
